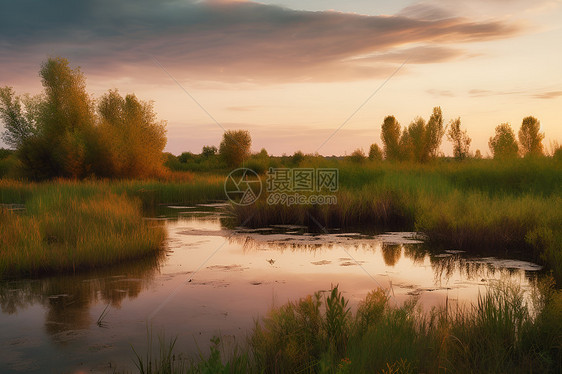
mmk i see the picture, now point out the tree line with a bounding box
[1,57,558,179]
[376,107,548,162]
[0,57,167,179]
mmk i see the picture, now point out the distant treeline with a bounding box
[2,58,561,180]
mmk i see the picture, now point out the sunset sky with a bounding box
[1,0,561,156]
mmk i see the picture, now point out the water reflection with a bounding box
[0,253,162,337]
[381,243,401,266]
[0,208,544,373]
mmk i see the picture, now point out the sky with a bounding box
[1,0,561,156]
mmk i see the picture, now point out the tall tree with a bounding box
[518,116,544,157]
[405,117,427,162]
[380,115,401,160]
[424,106,445,159]
[446,117,471,160]
[22,57,95,178]
[489,123,519,159]
[219,130,252,167]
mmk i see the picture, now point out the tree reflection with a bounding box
[0,252,163,340]
[381,243,401,266]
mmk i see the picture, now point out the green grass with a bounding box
[128,282,562,373]
[0,175,226,278]
[0,188,165,278]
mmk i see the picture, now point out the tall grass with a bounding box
[0,175,226,278]
[0,175,226,207]
[233,158,562,281]
[129,281,562,373]
[0,188,165,278]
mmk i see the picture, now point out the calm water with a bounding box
[0,205,543,373]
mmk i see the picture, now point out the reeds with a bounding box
[0,187,166,278]
[130,281,562,373]
[233,158,562,280]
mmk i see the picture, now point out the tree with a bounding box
[178,151,196,163]
[518,116,544,157]
[368,143,383,161]
[489,123,519,159]
[292,150,304,165]
[202,145,218,157]
[446,117,471,160]
[404,117,427,162]
[219,130,251,167]
[380,115,401,160]
[0,57,168,180]
[474,149,483,159]
[0,87,40,149]
[96,89,167,178]
[256,148,269,159]
[424,106,445,159]
[18,57,95,179]
[349,148,366,163]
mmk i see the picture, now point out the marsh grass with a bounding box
[0,175,226,278]
[0,187,166,278]
[133,282,562,373]
[234,158,562,280]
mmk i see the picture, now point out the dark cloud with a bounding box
[0,0,523,84]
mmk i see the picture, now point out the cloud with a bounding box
[532,91,562,99]
[427,89,455,97]
[352,45,466,64]
[0,0,524,85]
[398,3,454,20]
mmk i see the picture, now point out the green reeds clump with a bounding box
[0,188,166,278]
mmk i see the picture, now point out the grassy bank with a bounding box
[132,282,562,373]
[234,158,562,281]
[0,175,226,278]
[0,188,165,278]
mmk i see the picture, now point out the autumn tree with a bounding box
[380,115,401,160]
[96,89,167,178]
[1,57,168,179]
[219,130,251,167]
[368,143,383,161]
[518,116,544,157]
[446,117,471,160]
[489,123,519,159]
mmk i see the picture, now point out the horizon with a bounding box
[1,0,561,157]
